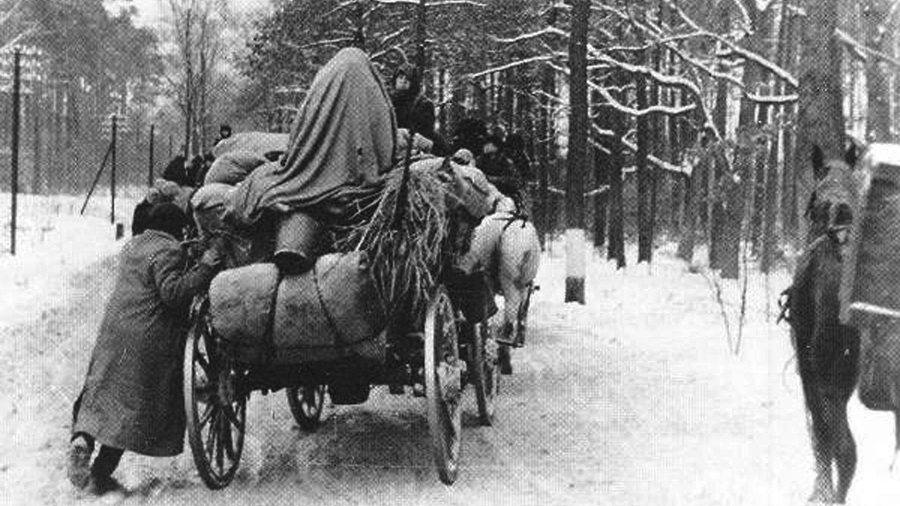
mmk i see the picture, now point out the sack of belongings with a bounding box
[212,131,289,161]
[191,183,274,268]
[208,251,387,365]
[204,150,269,186]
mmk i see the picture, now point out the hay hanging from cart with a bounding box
[335,161,455,319]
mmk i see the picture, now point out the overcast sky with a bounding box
[104,0,271,28]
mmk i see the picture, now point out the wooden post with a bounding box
[10,48,21,255]
[148,123,155,186]
[110,114,117,224]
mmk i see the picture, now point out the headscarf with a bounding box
[146,202,188,240]
[227,48,396,225]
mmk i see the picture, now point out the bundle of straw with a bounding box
[337,164,451,318]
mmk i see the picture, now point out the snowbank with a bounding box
[0,189,142,329]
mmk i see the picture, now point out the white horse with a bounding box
[460,209,541,373]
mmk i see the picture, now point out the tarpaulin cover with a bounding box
[226,48,396,226]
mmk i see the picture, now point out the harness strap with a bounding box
[261,270,283,365]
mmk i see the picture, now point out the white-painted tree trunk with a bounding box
[565,228,585,304]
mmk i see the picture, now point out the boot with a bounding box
[67,435,93,490]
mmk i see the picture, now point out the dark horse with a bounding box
[787,144,863,503]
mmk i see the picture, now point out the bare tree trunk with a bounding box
[709,1,730,270]
[761,0,793,273]
[636,50,653,264]
[593,88,608,250]
[864,0,893,142]
[536,6,558,249]
[677,132,708,263]
[721,2,770,279]
[607,75,627,268]
[565,0,589,304]
[795,0,844,244]
[416,0,427,80]
[782,9,801,244]
[31,80,41,194]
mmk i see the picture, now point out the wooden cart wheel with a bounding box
[286,384,326,431]
[424,286,463,485]
[184,299,246,490]
[470,321,499,426]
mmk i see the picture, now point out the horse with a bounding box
[787,143,863,503]
[458,203,540,374]
[493,213,541,372]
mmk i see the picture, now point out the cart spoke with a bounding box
[198,402,215,427]
[222,404,244,432]
[215,412,225,472]
[194,338,211,372]
[205,409,219,462]
[222,416,236,461]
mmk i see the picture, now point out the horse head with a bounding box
[806,143,863,246]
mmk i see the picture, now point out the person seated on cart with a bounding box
[226,47,397,273]
[390,62,450,156]
[67,202,224,496]
[477,134,522,207]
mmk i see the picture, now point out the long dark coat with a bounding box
[73,230,216,456]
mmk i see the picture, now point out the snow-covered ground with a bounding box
[1,196,900,505]
[0,189,141,329]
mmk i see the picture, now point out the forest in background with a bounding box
[0,0,891,279]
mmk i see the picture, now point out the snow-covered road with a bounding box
[2,211,900,505]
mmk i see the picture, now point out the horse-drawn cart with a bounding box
[181,162,501,490]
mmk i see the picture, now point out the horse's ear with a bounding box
[845,143,859,169]
[811,144,828,180]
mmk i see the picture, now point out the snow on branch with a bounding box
[287,37,357,50]
[325,0,366,17]
[836,28,900,67]
[492,26,568,44]
[374,0,485,6]
[587,51,702,97]
[371,45,406,61]
[467,55,553,79]
[377,26,410,46]
[666,44,743,89]
[622,139,690,176]
[550,62,697,118]
[731,0,753,32]
[744,92,799,105]
[590,80,697,117]
[664,0,798,89]
[428,0,486,7]
[590,124,616,137]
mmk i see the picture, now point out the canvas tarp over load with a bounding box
[841,143,900,410]
[207,252,387,365]
[226,47,396,227]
